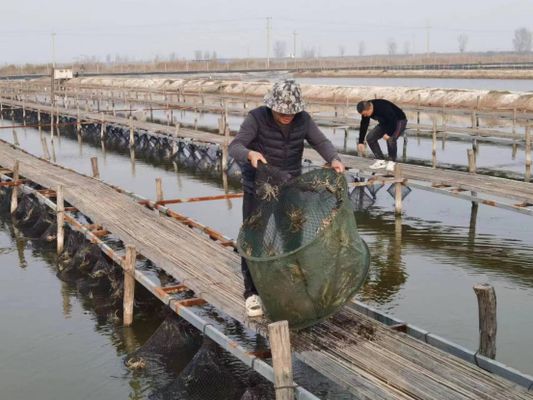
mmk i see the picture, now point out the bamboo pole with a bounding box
[10,160,19,214]
[123,244,136,326]
[268,321,294,400]
[56,184,64,254]
[473,283,497,359]
[90,157,100,179]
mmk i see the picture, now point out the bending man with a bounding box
[357,99,407,171]
[229,79,345,317]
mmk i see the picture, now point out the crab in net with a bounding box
[258,182,280,202]
[286,205,307,233]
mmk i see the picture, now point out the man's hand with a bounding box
[331,159,345,173]
[383,134,390,141]
[247,151,267,168]
[357,143,366,156]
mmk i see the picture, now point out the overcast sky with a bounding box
[1,0,532,64]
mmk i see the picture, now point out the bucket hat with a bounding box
[263,79,305,114]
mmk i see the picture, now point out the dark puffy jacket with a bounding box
[229,106,338,193]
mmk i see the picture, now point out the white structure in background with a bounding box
[53,68,73,80]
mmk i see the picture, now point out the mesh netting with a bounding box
[237,166,370,329]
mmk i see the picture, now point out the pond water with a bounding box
[0,103,532,399]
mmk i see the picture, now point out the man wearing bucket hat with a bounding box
[229,79,345,317]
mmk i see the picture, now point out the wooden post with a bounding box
[416,94,421,136]
[38,109,42,134]
[268,321,294,400]
[22,97,26,125]
[525,124,531,182]
[394,163,403,215]
[432,120,437,168]
[90,157,100,178]
[10,161,19,214]
[123,244,136,326]
[469,201,478,242]
[41,136,51,160]
[170,124,179,156]
[222,125,230,172]
[129,117,134,148]
[473,283,497,359]
[100,115,105,141]
[12,129,19,146]
[130,147,136,176]
[475,95,480,128]
[343,128,349,152]
[467,149,476,174]
[76,106,82,136]
[155,177,164,202]
[56,185,64,255]
[50,110,54,140]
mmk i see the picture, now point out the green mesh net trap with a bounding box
[237,166,370,329]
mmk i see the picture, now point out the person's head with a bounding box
[356,100,374,117]
[264,79,305,124]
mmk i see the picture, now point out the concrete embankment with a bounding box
[295,69,533,80]
[67,77,533,112]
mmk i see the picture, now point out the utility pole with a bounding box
[425,20,431,56]
[293,31,298,58]
[51,32,56,68]
[266,17,272,69]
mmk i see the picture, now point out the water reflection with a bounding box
[358,214,407,304]
[356,208,533,296]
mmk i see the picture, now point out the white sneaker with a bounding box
[245,295,264,317]
[369,160,387,170]
[385,161,396,172]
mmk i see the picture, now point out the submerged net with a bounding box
[237,166,370,329]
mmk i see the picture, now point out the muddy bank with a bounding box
[65,77,533,112]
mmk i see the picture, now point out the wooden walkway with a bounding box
[0,139,532,399]
[2,97,533,216]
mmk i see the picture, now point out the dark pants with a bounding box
[366,119,407,161]
[241,192,259,299]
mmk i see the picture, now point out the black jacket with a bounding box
[229,106,338,193]
[359,99,407,144]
